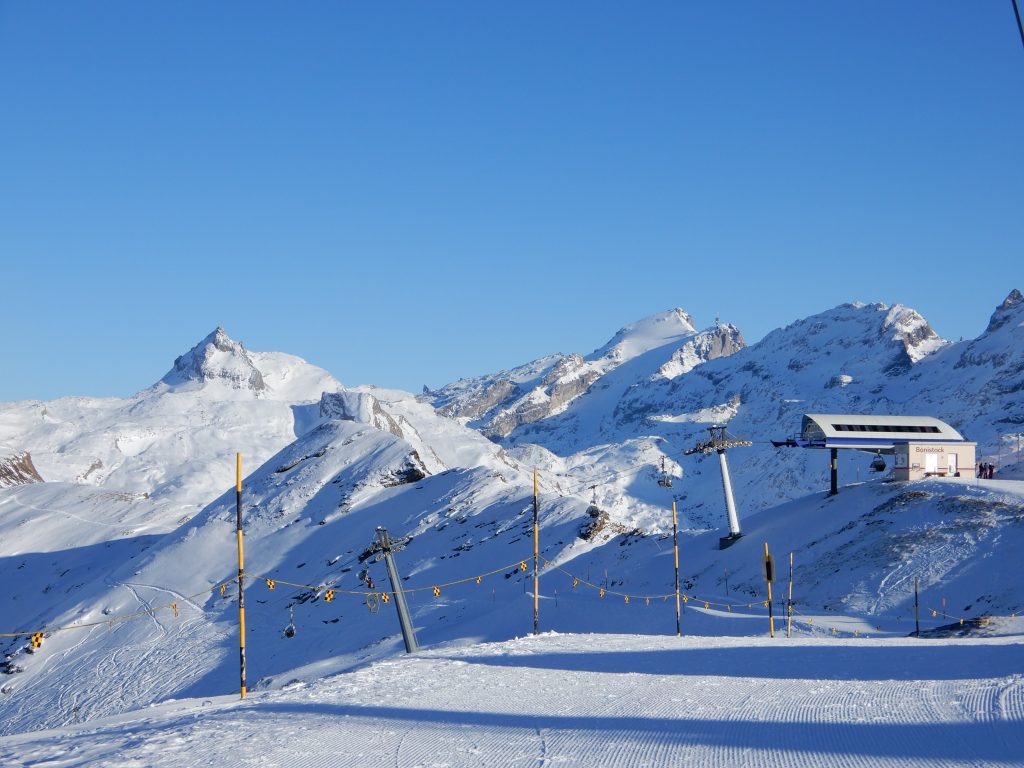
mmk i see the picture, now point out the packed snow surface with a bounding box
[2,632,1022,767]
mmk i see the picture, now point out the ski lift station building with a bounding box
[775,414,976,490]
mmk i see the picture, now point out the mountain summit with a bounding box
[588,308,699,364]
[162,327,266,392]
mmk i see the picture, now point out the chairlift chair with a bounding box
[870,452,886,473]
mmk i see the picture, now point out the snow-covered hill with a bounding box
[0,328,342,524]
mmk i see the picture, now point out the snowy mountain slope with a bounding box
[431,309,744,439]
[3,632,1023,768]
[3,410,1022,737]
[456,293,1022,538]
[0,328,342,523]
[905,288,1024,465]
[0,387,597,734]
[1,293,1023,741]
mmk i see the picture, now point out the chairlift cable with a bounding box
[1013,0,1024,52]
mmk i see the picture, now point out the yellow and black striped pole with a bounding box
[236,453,247,699]
[533,466,539,636]
[672,501,681,637]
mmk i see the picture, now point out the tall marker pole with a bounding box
[764,542,775,638]
[914,576,920,637]
[672,501,681,637]
[533,466,540,636]
[235,453,247,699]
[787,551,794,639]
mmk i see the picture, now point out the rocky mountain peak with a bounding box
[985,289,1024,334]
[162,328,266,392]
[881,305,947,364]
[656,322,746,380]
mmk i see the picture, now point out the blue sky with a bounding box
[1,2,1021,401]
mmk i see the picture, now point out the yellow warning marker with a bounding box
[324,590,335,602]
[682,595,689,604]
[433,586,441,597]
[265,578,275,591]
[624,595,629,605]
[704,601,710,609]
[475,576,481,585]
[519,561,527,572]
[599,588,605,598]
[220,584,227,598]
[171,602,179,618]
[30,632,43,649]
[932,610,937,617]
[572,578,579,589]
[381,592,390,603]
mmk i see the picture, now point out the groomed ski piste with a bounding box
[1,631,1022,767]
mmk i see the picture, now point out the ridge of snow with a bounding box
[588,308,698,364]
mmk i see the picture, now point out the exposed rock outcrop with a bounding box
[319,391,405,439]
[0,452,44,488]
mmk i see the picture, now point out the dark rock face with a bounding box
[0,452,44,488]
[437,379,519,421]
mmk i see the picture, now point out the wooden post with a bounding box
[673,501,681,637]
[533,466,539,636]
[235,453,247,699]
[787,551,794,639]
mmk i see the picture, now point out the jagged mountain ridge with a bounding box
[432,309,746,439]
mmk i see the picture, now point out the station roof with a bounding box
[788,414,967,452]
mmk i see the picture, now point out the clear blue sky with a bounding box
[1,2,1021,401]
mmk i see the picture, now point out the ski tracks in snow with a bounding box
[2,634,1023,767]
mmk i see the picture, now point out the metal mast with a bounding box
[363,527,419,653]
[684,425,752,549]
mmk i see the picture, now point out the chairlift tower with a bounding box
[684,425,752,549]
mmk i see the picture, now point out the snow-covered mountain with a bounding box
[430,293,1021,531]
[1,293,1022,738]
[0,328,342,522]
[432,309,745,439]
